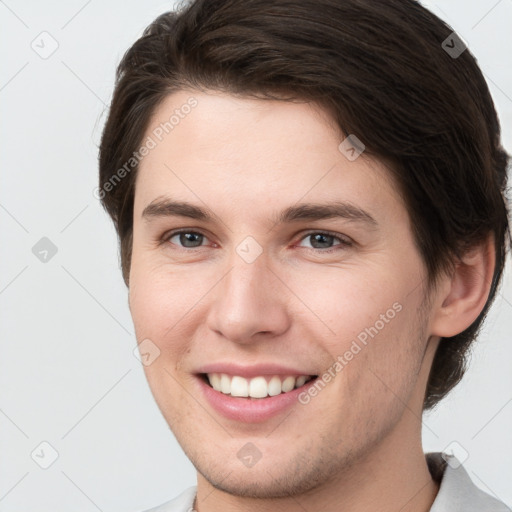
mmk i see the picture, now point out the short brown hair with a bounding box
[98,0,510,410]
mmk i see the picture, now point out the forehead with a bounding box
[143,89,342,164]
[135,90,404,225]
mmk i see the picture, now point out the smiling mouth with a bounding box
[199,373,318,399]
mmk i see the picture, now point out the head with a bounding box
[98,0,509,498]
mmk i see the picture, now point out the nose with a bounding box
[205,249,291,344]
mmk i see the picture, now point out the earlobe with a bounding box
[430,235,495,338]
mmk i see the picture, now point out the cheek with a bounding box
[128,261,201,415]
[129,250,414,347]
[336,301,426,421]
[300,268,408,354]
[129,238,423,359]
[310,268,425,411]
[129,255,207,337]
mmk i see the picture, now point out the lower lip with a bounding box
[196,375,317,423]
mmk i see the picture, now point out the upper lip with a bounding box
[196,362,318,379]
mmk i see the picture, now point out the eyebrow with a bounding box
[142,197,378,227]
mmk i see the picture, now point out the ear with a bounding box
[430,234,496,338]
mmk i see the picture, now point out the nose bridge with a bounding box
[223,242,273,317]
[224,233,271,297]
[207,238,289,342]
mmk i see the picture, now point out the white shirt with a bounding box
[140,452,510,512]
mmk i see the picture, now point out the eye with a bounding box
[296,231,352,253]
[162,229,352,253]
[164,230,210,249]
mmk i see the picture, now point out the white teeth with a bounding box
[268,376,282,396]
[206,373,313,398]
[295,375,307,388]
[249,376,268,398]
[281,376,295,392]
[220,374,231,394]
[209,373,222,391]
[230,376,249,397]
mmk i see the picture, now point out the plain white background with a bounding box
[0,1,511,510]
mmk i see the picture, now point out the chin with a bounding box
[199,469,326,499]
[189,440,351,500]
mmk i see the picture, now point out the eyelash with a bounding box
[161,229,353,254]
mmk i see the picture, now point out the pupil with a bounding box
[181,233,202,247]
[312,234,332,248]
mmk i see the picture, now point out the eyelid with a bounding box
[162,228,353,252]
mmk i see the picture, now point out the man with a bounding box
[97,0,510,510]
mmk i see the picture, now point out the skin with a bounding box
[128,90,494,512]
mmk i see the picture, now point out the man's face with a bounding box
[129,90,436,497]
